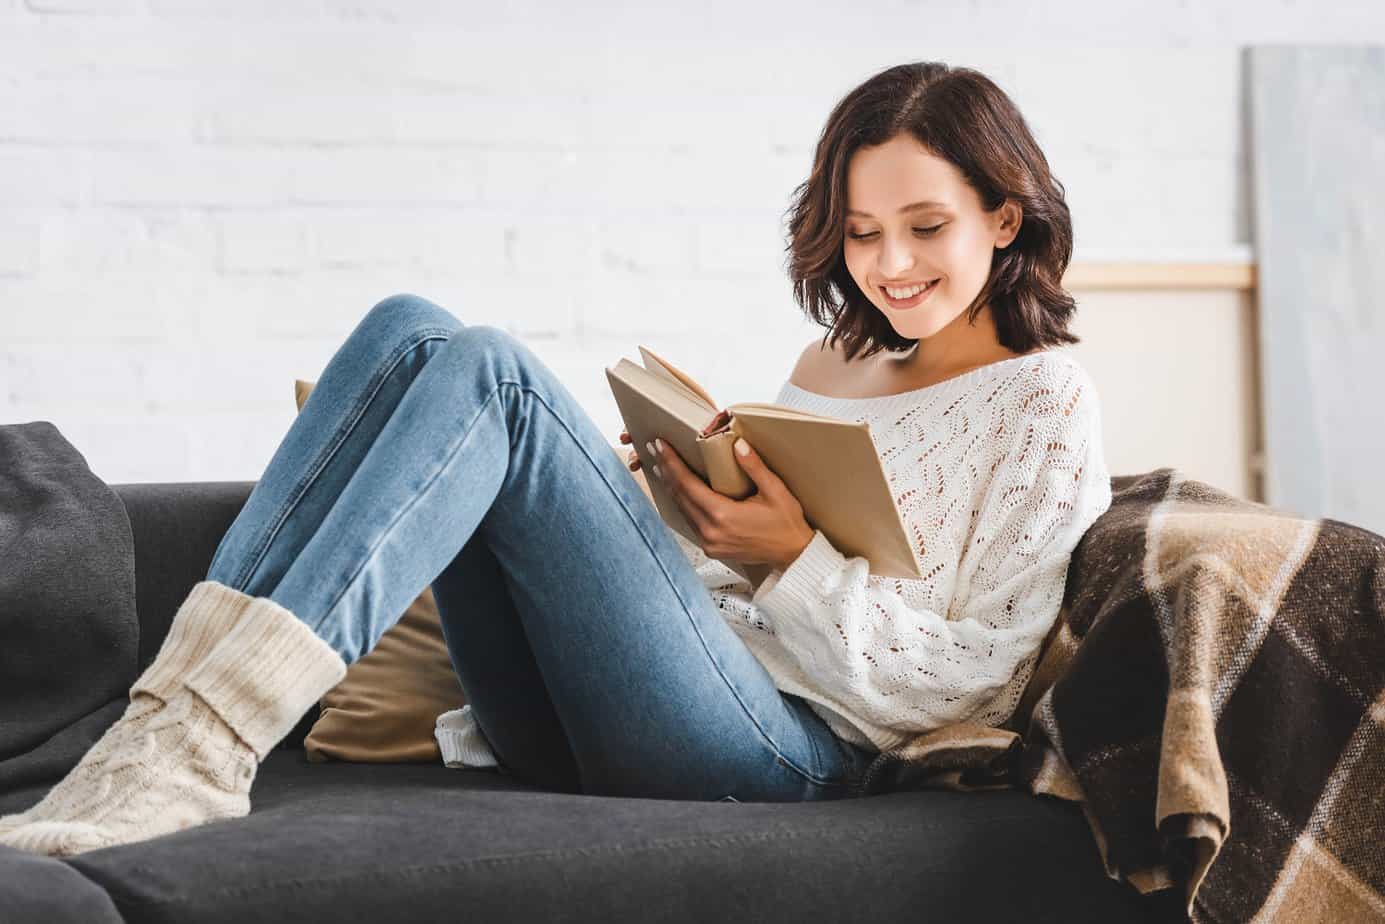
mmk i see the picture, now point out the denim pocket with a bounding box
[830,735,874,792]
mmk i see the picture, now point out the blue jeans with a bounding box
[204,293,874,803]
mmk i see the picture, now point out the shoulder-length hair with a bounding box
[783,61,1080,362]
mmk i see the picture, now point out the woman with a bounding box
[0,60,1111,857]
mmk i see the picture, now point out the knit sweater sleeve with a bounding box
[435,704,500,769]
[670,532,782,627]
[747,375,1109,734]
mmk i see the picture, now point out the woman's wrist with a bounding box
[776,528,815,571]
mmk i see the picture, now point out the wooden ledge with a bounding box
[1064,261,1256,291]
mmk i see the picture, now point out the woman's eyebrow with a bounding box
[846,200,947,218]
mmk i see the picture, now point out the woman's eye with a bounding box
[846,224,943,241]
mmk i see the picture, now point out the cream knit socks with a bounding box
[0,581,253,837]
[0,580,347,857]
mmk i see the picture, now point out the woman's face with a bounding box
[842,133,1021,344]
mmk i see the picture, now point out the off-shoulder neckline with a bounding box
[778,349,1063,407]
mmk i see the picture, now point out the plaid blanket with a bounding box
[850,467,1385,924]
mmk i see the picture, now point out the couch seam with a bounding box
[99,825,877,908]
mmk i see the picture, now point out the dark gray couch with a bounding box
[0,481,1190,923]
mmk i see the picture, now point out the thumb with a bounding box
[733,437,778,494]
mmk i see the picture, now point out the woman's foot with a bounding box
[0,692,166,837]
[0,581,256,841]
[0,582,346,857]
[0,688,259,857]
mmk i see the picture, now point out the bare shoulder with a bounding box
[787,336,841,391]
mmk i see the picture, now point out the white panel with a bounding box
[1249,46,1385,533]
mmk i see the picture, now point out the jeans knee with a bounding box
[452,323,518,356]
[363,292,463,341]
[434,324,536,375]
[423,325,550,402]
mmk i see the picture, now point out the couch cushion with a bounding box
[51,750,1187,923]
[0,844,123,923]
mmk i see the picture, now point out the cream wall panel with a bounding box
[1065,288,1261,502]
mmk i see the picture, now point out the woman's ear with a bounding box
[995,199,1023,250]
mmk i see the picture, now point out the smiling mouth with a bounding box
[880,278,940,308]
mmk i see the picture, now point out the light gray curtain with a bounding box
[1248,46,1385,535]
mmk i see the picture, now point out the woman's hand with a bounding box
[618,428,641,471]
[644,434,815,571]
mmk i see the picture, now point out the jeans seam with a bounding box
[801,702,827,782]
[229,326,456,592]
[830,733,862,788]
[802,708,853,792]
[407,378,832,787]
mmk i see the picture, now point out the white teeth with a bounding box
[884,280,936,299]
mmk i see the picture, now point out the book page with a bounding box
[637,345,718,411]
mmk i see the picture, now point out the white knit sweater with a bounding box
[435,348,1113,768]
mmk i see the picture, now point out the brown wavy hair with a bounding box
[782,61,1080,362]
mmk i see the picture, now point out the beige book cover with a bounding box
[605,345,923,590]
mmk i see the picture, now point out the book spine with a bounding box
[700,407,734,437]
[699,425,755,500]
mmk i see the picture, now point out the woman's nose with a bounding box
[877,237,916,277]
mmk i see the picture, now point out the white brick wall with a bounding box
[1,2,1382,484]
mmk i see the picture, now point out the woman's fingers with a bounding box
[619,430,641,468]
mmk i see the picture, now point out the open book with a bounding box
[605,345,923,590]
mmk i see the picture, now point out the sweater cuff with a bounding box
[435,705,500,769]
[751,529,849,626]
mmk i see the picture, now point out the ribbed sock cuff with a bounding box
[182,595,347,761]
[130,580,257,703]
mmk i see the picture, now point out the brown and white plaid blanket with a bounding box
[852,467,1385,924]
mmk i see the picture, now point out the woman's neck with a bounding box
[889,305,1022,386]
